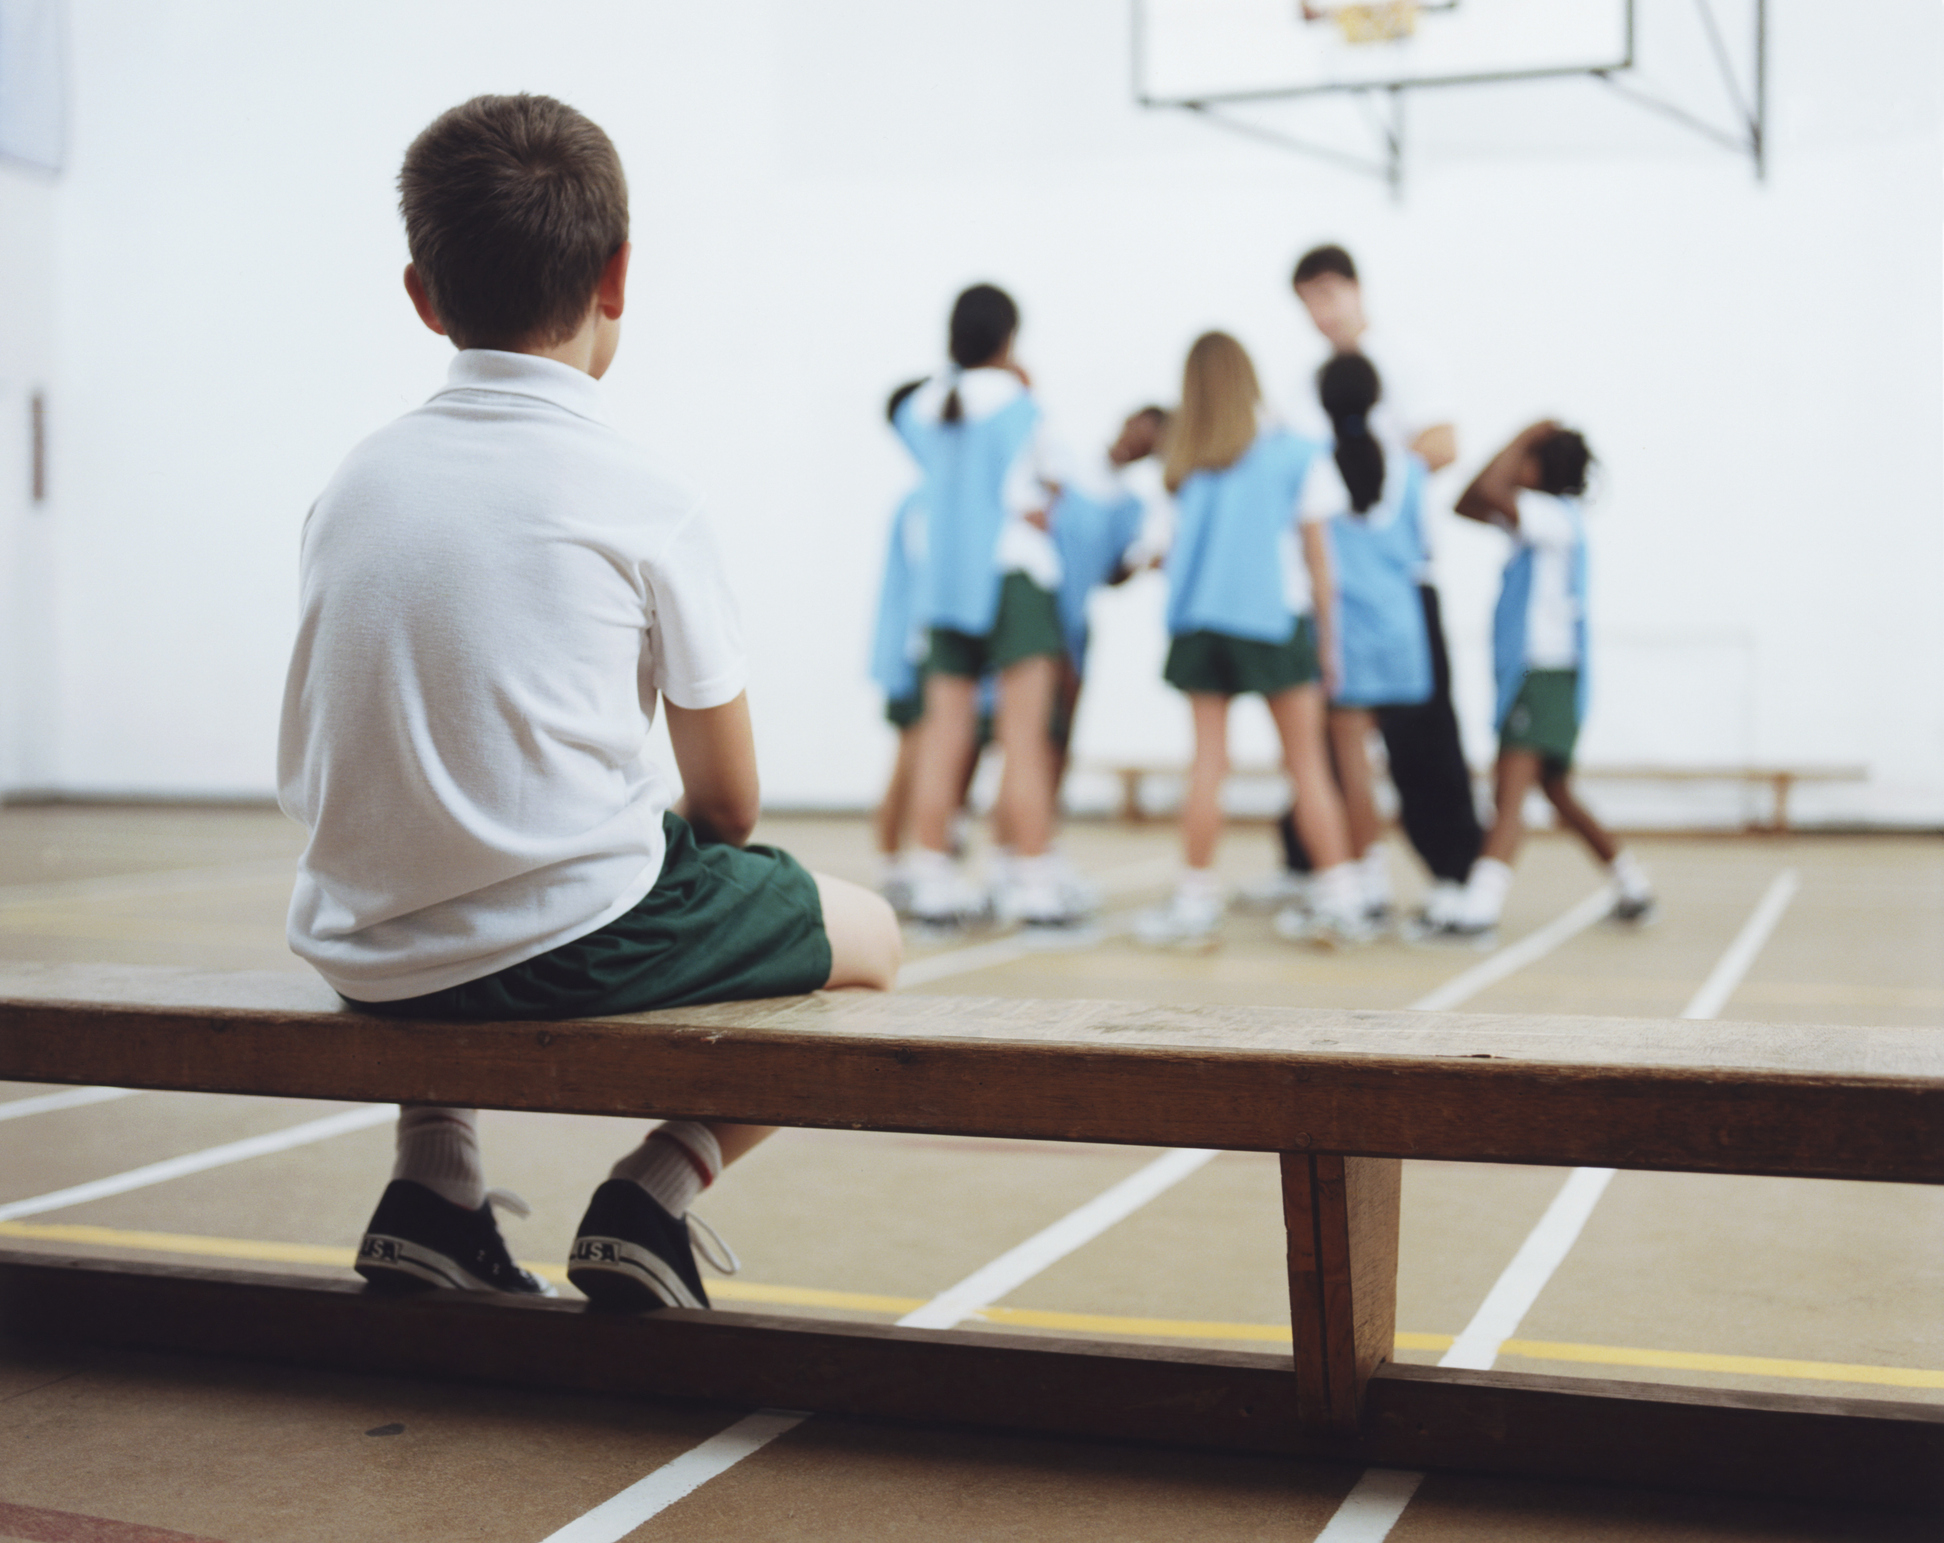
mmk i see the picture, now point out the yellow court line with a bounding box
[2,1220,1937,1392]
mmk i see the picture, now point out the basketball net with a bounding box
[1320,1,1420,45]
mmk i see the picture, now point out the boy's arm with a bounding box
[666,692,760,848]
[1455,419,1556,526]
[1301,520,1340,698]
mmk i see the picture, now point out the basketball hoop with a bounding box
[1301,1,1421,45]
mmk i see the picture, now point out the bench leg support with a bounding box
[1282,1152,1401,1432]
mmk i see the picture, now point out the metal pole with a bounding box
[1753,0,1767,180]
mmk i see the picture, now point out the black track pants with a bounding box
[1277,586,1481,884]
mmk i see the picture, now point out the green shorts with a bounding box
[1164,619,1320,698]
[885,690,925,731]
[344,812,831,1019]
[1501,668,1581,773]
[928,573,1064,679]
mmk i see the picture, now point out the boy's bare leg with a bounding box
[1481,750,1544,866]
[1541,770,1620,865]
[1327,708,1384,855]
[994,655,1058,858]
[1183,693,1230,869]
[1267,684,1352,871]
[874,727,922,856]
[910,673,981,853]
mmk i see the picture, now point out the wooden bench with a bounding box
[0,961,1938,1511]
[1089,762,1868,833]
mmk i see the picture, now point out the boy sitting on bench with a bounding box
[277,95,900,1310]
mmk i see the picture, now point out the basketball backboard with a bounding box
[1135,0,1633,104]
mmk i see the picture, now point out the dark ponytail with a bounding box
[1318,353,1384,514]
[942,283,1019,424]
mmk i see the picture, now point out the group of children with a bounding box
[871,254,1656,945]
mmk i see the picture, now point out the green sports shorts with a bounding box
[343,812,831,1019]
[1163,618,1320,699]
[928,573,1064,679]
[885,690,925,730]
[1500,668,1581,774]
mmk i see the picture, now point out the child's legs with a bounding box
[1481,750,1545,866]
[911,672,980,853]
[638,871,898,1183]
[1184,693,1230,869]
[814,871,902,991]
[1267,684,1351,871]
[1540,768,1619,865]
[993,654,1058,858]
[873,726,923,856]
[1327,708,1384,856]
[1051,658,1082,800]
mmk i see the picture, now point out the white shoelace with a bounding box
[686,1212,741,1276]
[484,1187,532,1219]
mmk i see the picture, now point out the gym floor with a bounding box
[0,804,1939,1542]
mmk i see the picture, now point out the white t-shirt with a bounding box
[1512,490,1582,669]
[902,367,1067,589]
[278,350,747,1001]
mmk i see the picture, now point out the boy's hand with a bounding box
[666,693,760,847]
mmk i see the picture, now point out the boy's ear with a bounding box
[597,242,631,321]
[403,265,447,337]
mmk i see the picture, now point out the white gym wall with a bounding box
[0,0,1938,824]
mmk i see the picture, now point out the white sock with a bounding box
[1462,858,1514,926]
[1424,878,1466,925]
[1610,849,1651,902]
[1358,845,1392,910]
[989,845,1017,890]
[392,1106,485,1211]
[611,1120,722,1217]
[1314,862,1362,921]
[1176,866,1222,906]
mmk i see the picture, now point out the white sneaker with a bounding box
[1005,854,1091,929]
[1274,903,1375,948]
[908,854,990,927]
[1048,850,1100,916]
[878,858,916,919]
[1135,888,1223,950]
[1232,869,1312,913]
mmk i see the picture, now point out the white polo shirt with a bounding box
[278,350,746,1001]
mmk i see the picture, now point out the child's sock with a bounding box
[1460,857,1514,927]
[392,1106,485,1211]
[1175,865,1223,907]
[611,1120,723,1217]
[1314,861,1363,923]
[1609,849,1652,902]
[1358,845,1393,912]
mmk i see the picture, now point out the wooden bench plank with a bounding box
[3,1252,1936,1511]
[2,964,1940,1181]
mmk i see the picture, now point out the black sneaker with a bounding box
[355,1180,554,1297]
[568,1179,709,1310]
[1610,893,1659,924]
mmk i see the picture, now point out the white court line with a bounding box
[0,1103,395,1222]
[0,1085,140,1123]
[546,1146,1219,1539]
[1406,883,1616,1012]
[1316,869,1802,1539]
[1312,1468,1427,1542]
[1681,870,1800,1021]
[537,1410,810,1543]
[896,1146,1218,1329]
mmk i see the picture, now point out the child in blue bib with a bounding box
[1135,332,1365,949]
[1448,422,1654,934]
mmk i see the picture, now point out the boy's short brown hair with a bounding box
[398,94,628,352]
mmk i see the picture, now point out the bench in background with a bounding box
[1086,762,1868,833]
